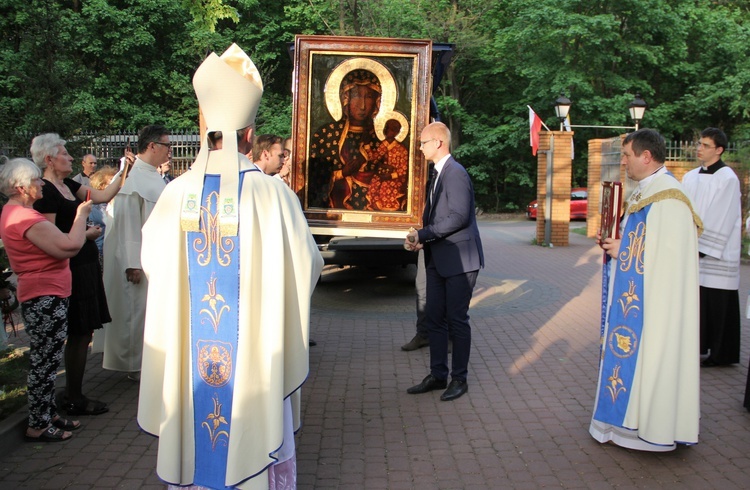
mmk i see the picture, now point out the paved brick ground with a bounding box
[1,219,749,489]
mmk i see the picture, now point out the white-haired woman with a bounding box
[0,158,92,441]
[30,133,120,416]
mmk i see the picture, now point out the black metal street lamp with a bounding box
[628,93,648,130]
[553,93,572,130]
[558,93,648,131]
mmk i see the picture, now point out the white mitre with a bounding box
[180,43,263,235]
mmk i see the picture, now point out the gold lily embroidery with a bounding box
[202,396,229,450]
[606,365,627,403]
[618,279,640,318]
[200,275,229,334]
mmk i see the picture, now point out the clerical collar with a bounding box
[699,159,726,174]
[637,165,666,190]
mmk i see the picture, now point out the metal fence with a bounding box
[2,132,747,178]
[666,140,746,163]
[0,130,201,177]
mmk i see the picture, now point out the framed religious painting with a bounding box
[291,35,432,237]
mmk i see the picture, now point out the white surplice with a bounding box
[102,159,166,372]
[682,163,741,290]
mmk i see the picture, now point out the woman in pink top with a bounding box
[0,158,91,442]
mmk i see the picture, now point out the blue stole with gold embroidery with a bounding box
[594,203,650,427]
[187,171,252,488]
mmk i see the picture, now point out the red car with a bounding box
[526,187,588,220]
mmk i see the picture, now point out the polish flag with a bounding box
[529,107,543,156]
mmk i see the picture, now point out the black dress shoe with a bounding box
[401,334,429,351]
[407,374,447,394]
[440,379,468,401]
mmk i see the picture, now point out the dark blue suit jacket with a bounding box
[417,156,484,277]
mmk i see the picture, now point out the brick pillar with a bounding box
[535,131,573,246]
[587,139,603,238]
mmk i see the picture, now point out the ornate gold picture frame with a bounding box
[291,35,432,236]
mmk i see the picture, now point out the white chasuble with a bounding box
[138,163,323,488]
[590,171,701,451]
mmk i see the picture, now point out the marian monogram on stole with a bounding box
[189,185,240,474]
[605,221,645,402]
[193,191,236,267]
[595,211,648,425]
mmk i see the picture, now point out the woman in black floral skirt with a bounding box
[31,134,121,416]
[0,157,91,441]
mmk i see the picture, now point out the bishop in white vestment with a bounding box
[136,44,323,490]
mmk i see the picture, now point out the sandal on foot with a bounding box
[64,397,109,416]
[25,426,73,442]
[52,416,81,431]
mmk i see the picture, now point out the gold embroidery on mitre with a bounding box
[200,275,230,334]
[192,191,234,267]
[197,340,233,387]
[606,365,627,403]
[619,221,646,274]
[202,395,229,450]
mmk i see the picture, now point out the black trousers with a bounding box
[425,261,478,382]
[700,286,740,364]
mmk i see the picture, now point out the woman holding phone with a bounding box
[30,133,121,416]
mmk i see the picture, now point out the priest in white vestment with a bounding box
[102,125,169,375]
[682,127,741,367]
[137,44,323,490]
[591,129,702,452]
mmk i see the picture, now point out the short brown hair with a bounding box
[251,134,282,162]
[623,128,666,163]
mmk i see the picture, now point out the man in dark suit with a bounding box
[405,122,484,401]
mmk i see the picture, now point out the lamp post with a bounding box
[553,93,572,131]
[542,92,648,246]
[628,93,647,130]
[561,94,648,131]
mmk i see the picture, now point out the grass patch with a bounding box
[0,347,28,421]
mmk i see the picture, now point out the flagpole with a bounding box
[527,105,552,132]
